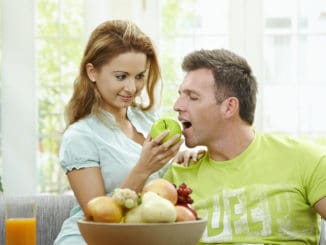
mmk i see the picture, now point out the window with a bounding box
[1,0,325,194]
[36,0,85,193]
[159,0,326,141]
[159,0,229,118]
[262,0,326,136]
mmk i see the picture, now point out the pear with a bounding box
[141,192,176,223]
[124,205,143,223]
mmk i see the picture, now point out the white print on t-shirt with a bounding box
[199,185,299,243]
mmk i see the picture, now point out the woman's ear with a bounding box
[221,97,239,119]
[86,63,96,82]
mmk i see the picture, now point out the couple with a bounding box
[54,20,326,244]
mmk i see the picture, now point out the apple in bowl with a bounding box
[142,178,178,205]
[86,196,123,223]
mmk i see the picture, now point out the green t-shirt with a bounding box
[164,133,326,244]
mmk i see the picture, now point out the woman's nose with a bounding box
[125,79,136,92]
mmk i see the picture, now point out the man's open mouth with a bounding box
[181,121,192,130]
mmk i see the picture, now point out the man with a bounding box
[164,49,326,244]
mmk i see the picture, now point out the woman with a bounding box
[54,20,183,244]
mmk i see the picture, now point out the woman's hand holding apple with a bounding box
[119,129,183,194]
[120,118,183,195]
[133,118,183,176]
[134,130,183,178]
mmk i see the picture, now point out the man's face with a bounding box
[173,68,224,148]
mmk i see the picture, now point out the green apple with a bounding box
[150,118,182,144]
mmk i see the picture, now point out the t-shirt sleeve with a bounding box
[59,129,100,173]
[307,155,326,206]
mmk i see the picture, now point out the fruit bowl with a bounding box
[77,219,207,245]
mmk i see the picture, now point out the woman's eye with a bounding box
[135,74,145,80]
[116,74,127,81]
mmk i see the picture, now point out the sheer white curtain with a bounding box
[1,0,37,195]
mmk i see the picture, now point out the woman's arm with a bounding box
[314,196,326,219]
[120,131,183,192]
[67,167,106,215]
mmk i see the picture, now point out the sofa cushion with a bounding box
[0,194,76,245]
[321,218,326,245]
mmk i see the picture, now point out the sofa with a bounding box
[0,194,76,245]
[0,194,325,245]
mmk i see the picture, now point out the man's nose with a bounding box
[173,97,182,112]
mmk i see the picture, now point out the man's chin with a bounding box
[184,139,196,148]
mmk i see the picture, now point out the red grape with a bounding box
[176,183,194,205]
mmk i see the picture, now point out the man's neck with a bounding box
[208,124,255,162]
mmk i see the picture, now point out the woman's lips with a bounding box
[119,94,133,102]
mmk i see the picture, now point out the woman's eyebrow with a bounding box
[137,69,147,75]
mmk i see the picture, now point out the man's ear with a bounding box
[221,97,239,119]
[86,63,97,82]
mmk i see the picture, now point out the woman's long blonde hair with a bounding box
[65,20,161,127]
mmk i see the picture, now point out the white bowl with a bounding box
[77,219,207,245]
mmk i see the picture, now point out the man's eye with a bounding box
[189,96,198,100]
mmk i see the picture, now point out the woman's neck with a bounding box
[101,104,128,123]
[101,105,145,145]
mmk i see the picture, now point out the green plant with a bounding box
[0,176,3,192]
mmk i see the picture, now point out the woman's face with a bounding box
[87,52,148,112]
